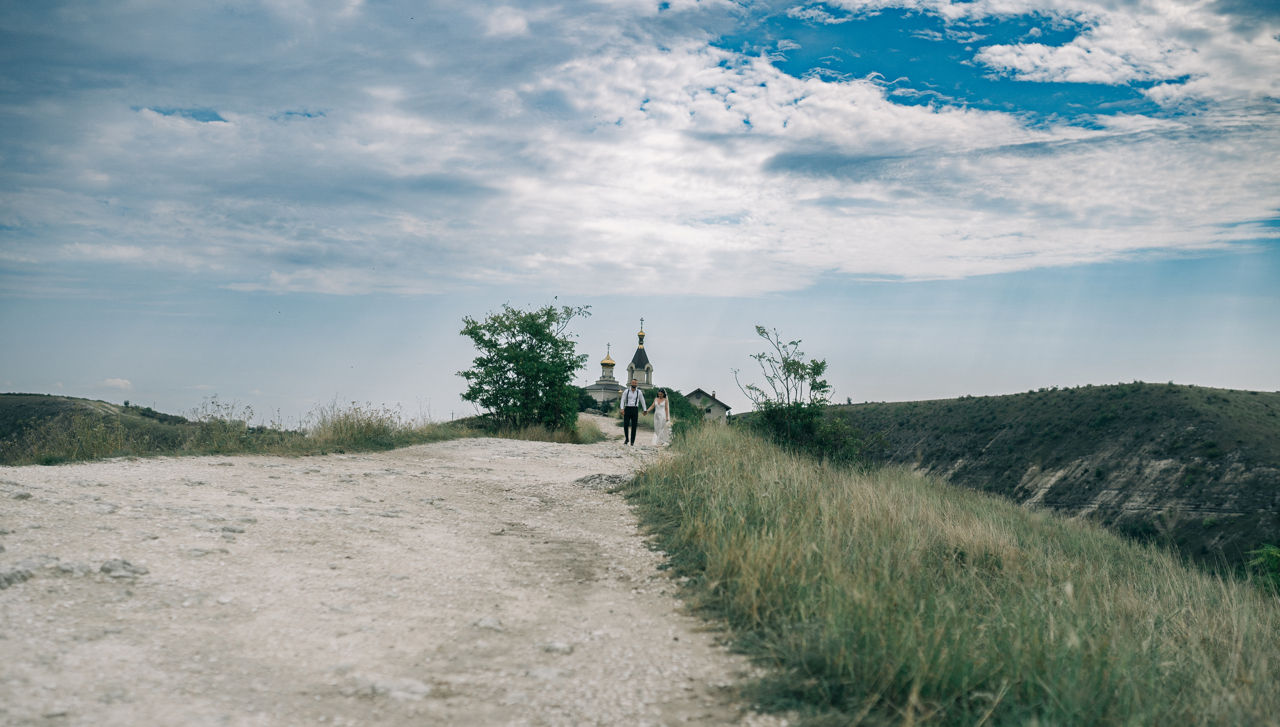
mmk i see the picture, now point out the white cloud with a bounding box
[787,6,853,24]
[0,0,1275,299]
[975,41,1168,85]
[484,6,530,36]
[103,378,133,390]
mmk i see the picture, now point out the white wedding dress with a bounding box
[652,402,671,446]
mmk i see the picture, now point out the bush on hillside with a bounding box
[458,302,590,433]
[1248,544,1280,592]
[732,325,871,462]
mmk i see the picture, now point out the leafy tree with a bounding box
[458,303,590,432]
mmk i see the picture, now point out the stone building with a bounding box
[686,388,731,423]
[582,344,624,407]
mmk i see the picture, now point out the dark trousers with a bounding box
[622,406,639,444]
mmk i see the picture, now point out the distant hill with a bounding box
[0,393,186,438]
[0,393,194,464]
[829,383,1280,566]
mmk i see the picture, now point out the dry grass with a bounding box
[626,424,1280,725]
[3,398,474,464]
[489,415,607,444]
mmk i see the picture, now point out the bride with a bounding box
[645,389,672,446]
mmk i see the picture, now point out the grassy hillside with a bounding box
[0,394,471,465]
[0,393,167,441]
[0,393,610,465]
[627,424,1280,725]
[826,383,1280,564]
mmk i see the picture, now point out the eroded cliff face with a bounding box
[836,384,1280,566]
[928,450,1280,563]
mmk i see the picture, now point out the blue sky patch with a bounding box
[144,107,227,123]
[715,6,1169,122]
[273,109,326,121]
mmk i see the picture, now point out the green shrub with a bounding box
[1247,544,1280,592]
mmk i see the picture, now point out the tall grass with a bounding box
[2,399,473,465]
[488,415,608,444]
[626,424,1280,726]
[303,400,466,451]
[1,398,613,465]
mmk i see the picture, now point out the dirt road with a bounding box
[0,418,784,726]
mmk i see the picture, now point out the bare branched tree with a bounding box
[733,326,832,409]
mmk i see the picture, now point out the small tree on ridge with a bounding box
[734,325,837,454]
[458,303,590,432]
[734,325,831,409]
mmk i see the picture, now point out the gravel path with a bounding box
[0,418,785,726]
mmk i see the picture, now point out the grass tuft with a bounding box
[489,416,607,445]
[625,424,1280,725]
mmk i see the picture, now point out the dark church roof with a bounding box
[629,326,650,369]
[630,346,650,369]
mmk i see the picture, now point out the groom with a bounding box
[619,378,646,446]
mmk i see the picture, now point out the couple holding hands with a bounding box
[619,378,671,446]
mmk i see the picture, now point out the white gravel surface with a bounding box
[0,416,787,726]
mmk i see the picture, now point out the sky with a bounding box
[1,0,1278,424]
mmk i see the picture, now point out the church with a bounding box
[583,320,654,407]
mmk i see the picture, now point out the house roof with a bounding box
[686,388,731,411]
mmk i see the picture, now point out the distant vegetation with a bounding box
[627,424,1280,726]
[814,383,1280,568]
[0,394,473,465]
[0,391,617,466]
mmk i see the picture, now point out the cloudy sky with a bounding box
[2,0,1278,423]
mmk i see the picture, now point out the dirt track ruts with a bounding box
[0,418,786,726]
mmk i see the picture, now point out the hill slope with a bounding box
[0,394,198,464]
[0,394,189,441]
[830,383,1280,564]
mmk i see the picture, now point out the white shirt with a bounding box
[621,387,646,410]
